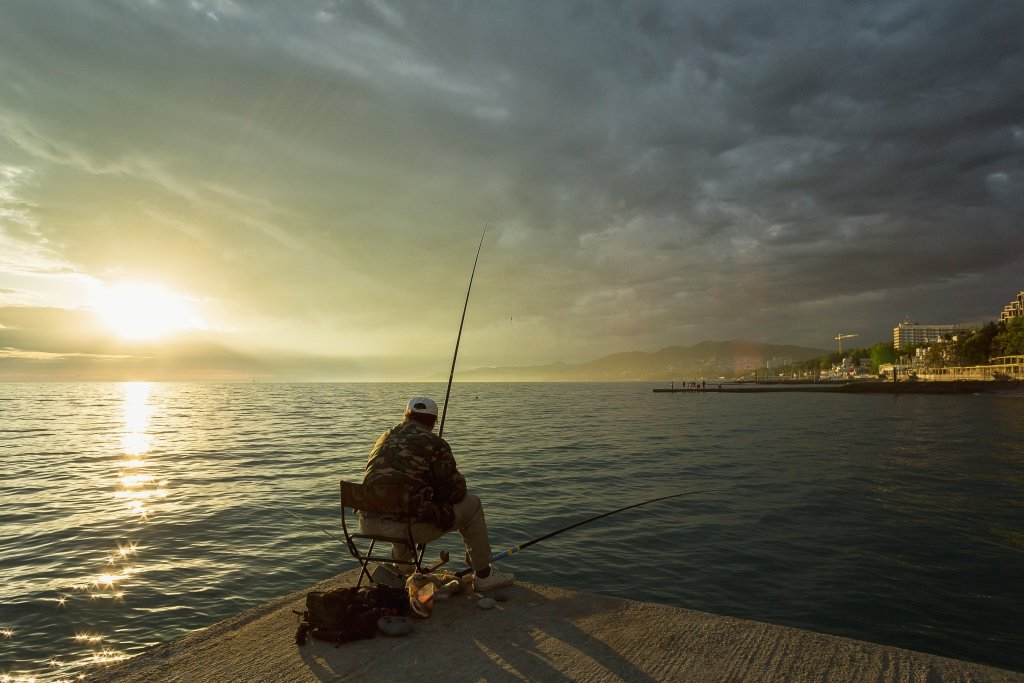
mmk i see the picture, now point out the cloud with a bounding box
[0,0,1021,376]
[0,304,376,381]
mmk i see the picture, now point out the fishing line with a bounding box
[974,537,1024,553]
[954,517,1024,554]
[273,505,346,545]
[457,488,722,576]
[250,504,349,573]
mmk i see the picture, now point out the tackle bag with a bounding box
[294,584,408,646]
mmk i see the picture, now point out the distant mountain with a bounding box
[444,340,830,381]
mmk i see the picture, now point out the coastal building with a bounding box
[830,357,874,377]
[999,290,1024,321]
[878,362,913,380]
[892,320,970,349]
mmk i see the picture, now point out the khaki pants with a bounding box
[358,493,493,572]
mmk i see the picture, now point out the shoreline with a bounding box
[655,380,1024,394]
[90,569,1023,682]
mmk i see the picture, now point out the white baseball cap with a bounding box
[406,396,439,417]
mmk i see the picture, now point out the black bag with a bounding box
[295,585,409,646]
[360,583,410,615]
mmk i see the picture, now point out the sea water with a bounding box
[1,382,1022,680]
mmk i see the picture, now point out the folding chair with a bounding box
[339,480,448,587]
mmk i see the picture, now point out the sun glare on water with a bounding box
[95,283,203,341]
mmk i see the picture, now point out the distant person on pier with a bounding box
[358,396,514,592]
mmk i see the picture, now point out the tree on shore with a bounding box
[953,322,1000,365]
[869,342,896,369]
[899,342,924,357]
[924,343,950,367]
[992,317,1024,357]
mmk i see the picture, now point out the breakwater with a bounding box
[655,380,1024,393]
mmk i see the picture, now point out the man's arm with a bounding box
[430,438,467,504]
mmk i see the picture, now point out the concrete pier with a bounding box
[92,569,1021,682]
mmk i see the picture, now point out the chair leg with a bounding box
[356,564,370,588]
[355,540,380,588]
[414,543,425,572]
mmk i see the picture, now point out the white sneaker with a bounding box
[473,566,514,591]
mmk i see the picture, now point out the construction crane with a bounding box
[834,333,858,354]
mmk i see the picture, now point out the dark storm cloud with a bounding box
[366,2,1023,319]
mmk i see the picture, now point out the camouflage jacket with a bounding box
[362,420,467,528]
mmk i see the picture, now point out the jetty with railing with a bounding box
[655,379,1024,394]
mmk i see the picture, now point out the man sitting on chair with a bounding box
[359,396,514,592]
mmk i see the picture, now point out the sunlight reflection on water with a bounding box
[1,382,1022,680]
[116,382,167,524]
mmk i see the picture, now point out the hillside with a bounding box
[444,340,829,381]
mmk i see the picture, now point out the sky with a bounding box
[1,0,1022,381]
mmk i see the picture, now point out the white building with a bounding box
[1000,291,1023,322]
[892,320,969,349]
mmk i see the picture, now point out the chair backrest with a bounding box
[340,480,416,517]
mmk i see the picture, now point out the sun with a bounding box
[95,283,204,340]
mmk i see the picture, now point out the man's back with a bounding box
[364,420,466,524]
[366,421,445,483]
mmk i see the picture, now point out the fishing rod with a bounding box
[457,488,720,576]
[269,231,485,563]
[438,227,487,438]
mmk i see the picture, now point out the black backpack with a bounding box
[295,585,409,646]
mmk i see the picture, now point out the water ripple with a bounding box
[1,381,1022,680]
